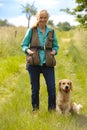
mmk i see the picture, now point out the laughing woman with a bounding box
[21,9,59,111]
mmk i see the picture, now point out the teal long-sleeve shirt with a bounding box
[21,26,59,66]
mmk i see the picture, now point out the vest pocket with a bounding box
[46,52,56,67]
[26,51,40,65]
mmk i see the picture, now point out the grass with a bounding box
[0,27,87,130]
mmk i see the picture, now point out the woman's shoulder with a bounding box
[26,27,33,34]
[46,25,54,32]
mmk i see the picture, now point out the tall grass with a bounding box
[0,27,87,130]
[0,26,27,57]
[0,26,26,102]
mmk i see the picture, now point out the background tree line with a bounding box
[0,19,13,26]
[0,18,75,31]
[0,0,86,29]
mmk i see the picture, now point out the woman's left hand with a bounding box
[50,50,56,55]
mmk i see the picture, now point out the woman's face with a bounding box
[37,12,48,27]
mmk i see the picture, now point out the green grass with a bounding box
[0,27,87,130]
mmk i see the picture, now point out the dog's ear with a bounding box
[59,80,62,91]
[70,81,72,90]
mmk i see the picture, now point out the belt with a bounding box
[29,46,52,51]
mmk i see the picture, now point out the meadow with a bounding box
[0,26,87,130]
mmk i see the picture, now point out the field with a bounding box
[0,26,87,130]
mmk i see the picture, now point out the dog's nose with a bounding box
[65,86,69,89]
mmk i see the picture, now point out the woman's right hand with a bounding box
[27,49,34,55]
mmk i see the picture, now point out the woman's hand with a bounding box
[27,49,34,55]
[50,50,56,55]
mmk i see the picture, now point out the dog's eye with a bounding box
[67,82,70,85]
[62,82,65,85]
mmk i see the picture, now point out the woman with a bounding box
[21,9,59,111]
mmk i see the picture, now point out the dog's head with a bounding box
[59,79,72,93]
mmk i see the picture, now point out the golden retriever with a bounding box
[56,79,83,114]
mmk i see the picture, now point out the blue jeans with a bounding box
[27,64,56,110]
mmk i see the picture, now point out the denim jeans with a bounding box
[27,64,56,110]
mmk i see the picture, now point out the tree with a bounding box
[56,22,72,31]
[0,19,13,26]
[48,20,54,27]
[56,22,62,31]
[60,0,87,27]
[22,2,37,28]
[73,0,87,27]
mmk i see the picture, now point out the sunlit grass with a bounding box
[0,27,87,130]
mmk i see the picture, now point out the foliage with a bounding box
[21,2,37,28]
[56,22,72,31]
[60,0,87,27]
[73,0,87,27]
[48,20,54,27]
[0,19,13,26]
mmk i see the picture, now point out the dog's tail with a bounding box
[71,102,83,114]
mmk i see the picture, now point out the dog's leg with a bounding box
[64,108,70,114]
[64,104,71,115]
[56,106,62,114]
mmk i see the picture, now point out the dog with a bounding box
[56,79,83,115]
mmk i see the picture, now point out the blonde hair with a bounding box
[31,9,49,29]
[36,9,49,19]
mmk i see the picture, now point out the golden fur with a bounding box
[56,79,83,114]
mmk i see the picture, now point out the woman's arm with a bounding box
[21,28,32,53]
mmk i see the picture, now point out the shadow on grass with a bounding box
[76,114,87,129]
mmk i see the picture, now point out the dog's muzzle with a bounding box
[63,86,70,93]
